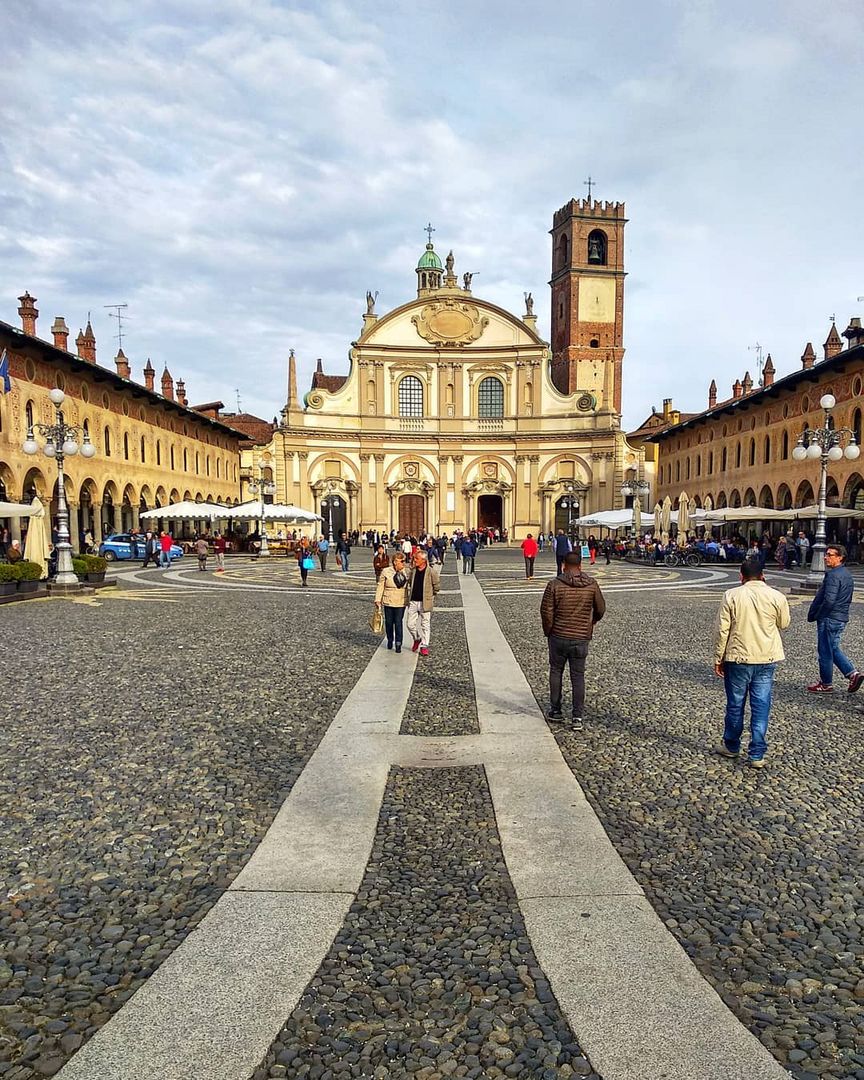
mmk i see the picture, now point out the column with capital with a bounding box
[298,452,310,508]
[452,455,464,531]
[529,455,540,532]
[359,454,371,530]
[374,454,386,529]
[514,453,530,537]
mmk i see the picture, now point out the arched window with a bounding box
[721,447,727,472]
[104,427,112,456]
[782,431,789,459]
[749,439,756,466]
[587,229,607,265]
[156,440,162,466]
[707,451,713,474]
[123,433,130,460]
[764,435,771,464]
[675,460,680,482]
[140,436,146,463]
[195,452,200,474]
[83,419,90,438]
[802,423,810,448]
[558,234,569,269]
[170,446,175,470]
[398,376,424,418]
[216,458,221,479]
[478,377,504,418]
[25,401,34,430]
[735,442,741,468]
[853,408,862,446]
[696,455,702,477]
[206,456,210,477]
[183,448,188,471]
[686,457,691,480]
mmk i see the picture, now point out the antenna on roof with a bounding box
[104,303,129,351]
[235,388,242,412]
[748,341,764,386]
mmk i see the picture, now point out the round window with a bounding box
[25,359,36,381]
[782,402,789,419]
[853,376,863,397]
[102,392,111,410]
[139,407,146,422]
[801,395,811,413]
[55,372,66,391]
[122,400,130,416]
[81,382,90,403]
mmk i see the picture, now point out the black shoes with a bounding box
[547,708,563,720]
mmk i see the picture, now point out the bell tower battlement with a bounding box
[549,197,627,414]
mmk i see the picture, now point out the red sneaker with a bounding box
[420,646,429,657]
[806,682,834,692]
[411,639,421,653]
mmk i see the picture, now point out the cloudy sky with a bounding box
[2,0,862,430]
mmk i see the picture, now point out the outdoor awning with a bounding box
[701,505,862,523]
[0,501,40,518]
[229,500,323,523]
[140,500,232,521]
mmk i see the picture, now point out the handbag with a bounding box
[368,606,384,634]
[301,556,314,570]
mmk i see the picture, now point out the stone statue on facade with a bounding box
[365,290,378,314]
[463,272,473,289]
[524,292,534,315]
[445,251,454,273]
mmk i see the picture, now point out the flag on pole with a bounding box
[0,349,10,394]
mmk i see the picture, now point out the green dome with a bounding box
[417,243,442,270]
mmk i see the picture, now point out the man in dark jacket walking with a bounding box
[540,550,606,723]
[806,543,862,693]
[554,529,571,575]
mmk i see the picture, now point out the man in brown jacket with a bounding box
[540,550,606,722]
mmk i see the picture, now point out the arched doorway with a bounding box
[320,494,347,540]
[477,494,502,532]
[398,494,425,537]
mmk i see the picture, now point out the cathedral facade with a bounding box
[247,199,644,540]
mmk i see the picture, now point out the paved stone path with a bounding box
[54,558,789,1080]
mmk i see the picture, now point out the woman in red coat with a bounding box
[521,533,539,579]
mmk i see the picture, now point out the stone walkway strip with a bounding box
[55,644,419,1080]
[459,571,789,1080]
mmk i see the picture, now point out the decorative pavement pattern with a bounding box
[0,546,860,1079]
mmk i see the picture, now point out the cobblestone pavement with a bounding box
[4,548,860,1079]
[0,584,378,1080]
[480,551,864,1080]
[252,766,599,1080]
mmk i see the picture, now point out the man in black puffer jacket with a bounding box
[540,550,606,724]
[806,543,861,693]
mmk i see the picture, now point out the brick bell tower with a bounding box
[549,196,627,414]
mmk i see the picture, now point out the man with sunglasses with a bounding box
[806,544,862,693]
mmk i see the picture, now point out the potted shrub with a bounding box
[83,554,107,583]
[72,557,89,580]
[15,560,44,593]
[0,563,17,597]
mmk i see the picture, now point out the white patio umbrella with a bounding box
[23,497,50,577]
[229,501,322,523]
[632,499,642,535]
[140,500,232,521]
[653,502,661,536]
[678,491,690,541]
[0,501,39,517]
[660,495,672,543]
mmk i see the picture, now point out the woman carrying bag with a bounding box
[374,552,409,652]
[296,536,315,587]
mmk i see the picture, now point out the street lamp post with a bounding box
[792,393,859,585]
[22,388,96,585]
[247,466,276,556]
[322,482,341,543]
[620,472,650,510]
[559,484,579,540]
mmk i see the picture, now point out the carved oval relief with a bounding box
[429,309,474,339]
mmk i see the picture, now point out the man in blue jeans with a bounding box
[714,559,791,768]
[806,543,862,693]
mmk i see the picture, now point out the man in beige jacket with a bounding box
[713,559,791,768]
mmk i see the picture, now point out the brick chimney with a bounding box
[801,342,815,370]
[143,359,155,392]
[161,367,174,400]
[763,354,775,387]
[114,348,131,378]
[51,316,69,351]
[662,397,672,419]
[76,320,96,363]
[824,322,842,360]
[18,292,38,336]
[742,370,753,395]
[732,379,743,399]
[708,379,717,408]
[842,318,864,350]
[175,378,187,406]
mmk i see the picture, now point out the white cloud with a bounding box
[0,0,862,435]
